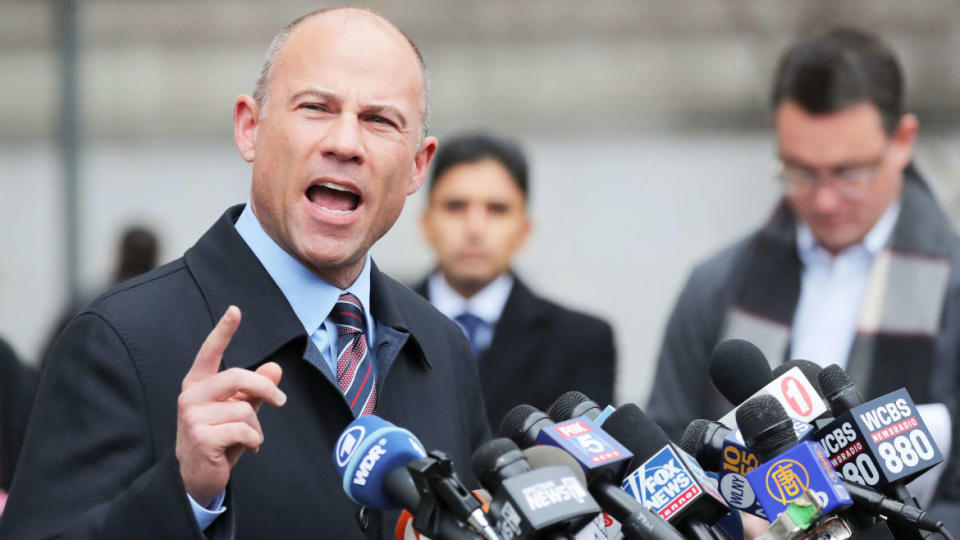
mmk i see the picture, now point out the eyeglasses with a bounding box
[776,151,887,200]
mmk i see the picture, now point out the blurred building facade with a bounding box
[1,0,958,405]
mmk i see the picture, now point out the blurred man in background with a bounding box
[40,224,160,367]
[647,27,960,525]
[415,132,616,430]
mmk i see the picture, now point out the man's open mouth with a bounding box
[306,182,361,214]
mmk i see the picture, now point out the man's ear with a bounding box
[889,113,918,171]
[408,136,438,195]
[233,95,261,163]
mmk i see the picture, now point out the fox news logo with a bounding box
[624,446,699,518]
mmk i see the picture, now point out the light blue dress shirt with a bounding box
[234,203,375,371]
[188,203,375,528]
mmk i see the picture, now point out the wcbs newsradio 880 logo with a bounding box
[854,389,942,482]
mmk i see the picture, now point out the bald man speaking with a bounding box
[0,8,489,539]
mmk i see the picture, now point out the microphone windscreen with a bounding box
[735,394,795,458]
[773,359,824,398]
[818,363,853,397]
[471,437,523,493]
[679,418,711,457]
[601,403,671,470]
[499,404,541,439]
[709,339,773,405]
[521,445,588,488]
[547,390,598,421]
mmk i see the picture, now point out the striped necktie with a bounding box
[332,293,377,416]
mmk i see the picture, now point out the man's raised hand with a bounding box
[176,306,286,506]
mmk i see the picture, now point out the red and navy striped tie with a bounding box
[333,293,377,416]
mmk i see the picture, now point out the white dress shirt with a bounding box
[790,202,901,368]
[427,272,514,354]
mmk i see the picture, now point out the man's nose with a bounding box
[320,115,365,164]
[464,206,487,236]
[810,179,842,212]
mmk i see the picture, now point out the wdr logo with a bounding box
[335,425,366,467]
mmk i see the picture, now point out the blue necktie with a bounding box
[332,293,377,416]
[455,312,487,357]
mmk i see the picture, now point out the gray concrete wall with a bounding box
[1,0,958,405]
[3,132,958,405]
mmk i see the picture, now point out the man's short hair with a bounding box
[771,27,904,133]
[428,133,529,200]
[253,7,431,142]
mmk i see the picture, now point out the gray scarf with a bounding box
[721,165,952,402]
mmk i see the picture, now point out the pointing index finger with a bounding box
[185,306,241,384]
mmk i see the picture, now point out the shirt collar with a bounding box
[796,200,901,263]
[234,203,372,335]
[428,271,514,326]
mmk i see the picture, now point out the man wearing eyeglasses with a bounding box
[647,27,960,524]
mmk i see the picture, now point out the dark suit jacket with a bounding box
[1,206,489,540]
[415,275,616,432]
[0,337,37,492]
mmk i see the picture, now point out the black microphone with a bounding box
[604,404,731,540]
[737,395,944,534]
[500,404,685,540]
[548,391,604,422]
[709,339,774,407]
[679,419,730,473]
[711,341,829,429]
[820,364,864,417]
[473,437,600,539]
[816,364,943,540]
[522,446,619,540]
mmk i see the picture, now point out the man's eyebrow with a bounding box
[777,151,814,168]
[288,88,340,105]
[364,104,407,129]
[287,89,408,129]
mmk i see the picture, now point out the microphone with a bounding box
[737,394,946,534]
[471,437,601,540]
[815,365,943,492]
[396,491,492,540]
[523,445,624,540]
[333,415,496,540]
[680,413,817,520]
[709,339,774,406]
[603,404,731,540]
[500,404,685,540]
[736,394,853,520]
[548,391,604,422]
[711,341,828,429]
[681,414,942,536]
[815,365,944,540]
